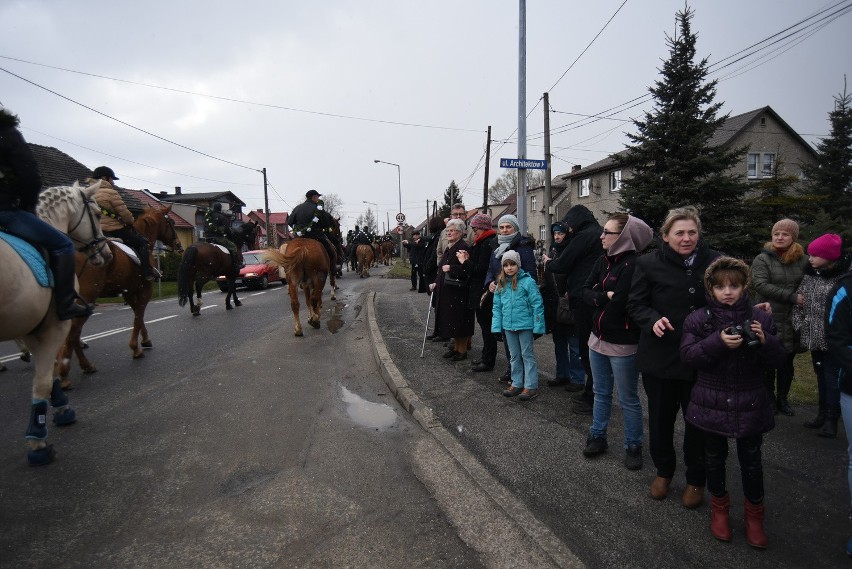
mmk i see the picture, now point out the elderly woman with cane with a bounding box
[429,218,474,361]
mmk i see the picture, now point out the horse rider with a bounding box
[204,202,243,275]
[90,166,158,282]
[288,190,339,269]
[0,107,93,319]
[349,224,376,266]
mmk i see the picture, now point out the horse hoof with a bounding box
[80,341,89,350]
[226,304,233,310]
[83,365,97,374]
[27,444,56,466]
[295,330,303,337]
[234,300,242,307]
[309,320,321,329]
[133,351,145,360]
[141,340,153,349]
[20,352,32,362]
[53,408,77,426]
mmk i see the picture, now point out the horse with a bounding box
[356,244,374,278]
[0,183,112,465]
[177,221,259,315]
[380,240,393,266]
[263,237,335,336]
[55,206,183,389]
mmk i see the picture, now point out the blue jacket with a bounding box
[491,269,545,334]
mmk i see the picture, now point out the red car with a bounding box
[217,249,284,291]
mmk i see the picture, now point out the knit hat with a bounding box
[807,233,842,261]
[772,218,799,241]
[501,250,521,266]
[498,214,520,233]
[470,213,493,230]
[551,222,567,234]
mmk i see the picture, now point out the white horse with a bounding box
[0,182,112,466]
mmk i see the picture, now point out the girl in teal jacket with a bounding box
[492,250,546,400]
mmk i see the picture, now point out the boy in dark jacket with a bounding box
[680,257,785,549]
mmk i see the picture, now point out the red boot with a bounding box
[744,500,767,549]
[710,494,732,541]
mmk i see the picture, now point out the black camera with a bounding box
[724,319,760,348]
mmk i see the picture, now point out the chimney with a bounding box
[571,165,582,172]
[159,191,167,196]
[175,186,182,195]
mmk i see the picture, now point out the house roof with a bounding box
[159,190,247,208]
[248,209,288,225]
[120,189,195,229]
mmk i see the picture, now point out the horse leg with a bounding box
[232,283,242,307]
[289,282,303,336]
[129,300,145,359]
[57,318,94,390]
[192,278,203,316]
[329,273,337,300]
[225,279,234,310]
[309,283,323,328]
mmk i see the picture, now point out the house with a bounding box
[246,209,289,248]
[124,189,196,251]
[525,178,569,243]
[154,189,247,241]
[549,106,818,226]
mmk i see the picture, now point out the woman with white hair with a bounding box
[429,218,475,360]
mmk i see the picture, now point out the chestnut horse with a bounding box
[177,221,259,315]
[57,205,183,389]
[356,244,374,278]
[263,238,335,336]
[0,183,112,465]
[380,240,393,266]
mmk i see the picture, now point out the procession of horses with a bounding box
[0,186,384,466]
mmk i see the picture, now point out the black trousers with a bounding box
[475,300,497,366]
[411,263,426,291]
[105,227,150,269]
[575,302,595,400]
[765,351,795,401]
[642,374,706,486]
[705,432,764,503]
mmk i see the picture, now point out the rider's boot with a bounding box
[50,252,94,321]
[137,244,158,281]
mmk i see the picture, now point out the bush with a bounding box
[155,251,183,282]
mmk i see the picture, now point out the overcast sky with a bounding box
[1,0,850,231]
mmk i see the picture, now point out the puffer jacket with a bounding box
[827,272,852,396]
[751,245,808,352]
[491,269,545,334]
[681,293,786,438]
[484,232,537,287]
[792,253,852,351]
[93,179,134,232]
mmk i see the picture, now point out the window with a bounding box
[579,178,590,198]
[530,195,537,211]
[609,170,622,192]
[539,225,546,241]
[747,153,776,179]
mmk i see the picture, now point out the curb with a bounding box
[365,291,585,569]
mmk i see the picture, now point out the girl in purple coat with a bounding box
[680,257,785,549]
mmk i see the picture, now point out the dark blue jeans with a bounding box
[0,209,74,256]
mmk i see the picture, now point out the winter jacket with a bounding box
[0,109,42,213]
[751,245,808,352]
[792,254,852,351]
[544,205,603,306]
[628,241,723,380]
[433,238,475,338]
[93,179,134,232]
[681,293,786,438]
[541,236,571,335]
[827,272,852,396]
[484,232,537,287]
[492,269,545,334]
[465,230,497,311]
[422,233,440,285]
[403,237,426,267]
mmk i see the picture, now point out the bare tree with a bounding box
[488,170,547,204]
[321,193,344,217]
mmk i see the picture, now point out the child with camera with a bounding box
[679,257,786,549]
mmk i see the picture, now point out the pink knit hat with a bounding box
[470,213,492,230]
[772,218,799,241]
[807,233,843,261]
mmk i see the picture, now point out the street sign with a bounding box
[395,226,404,234]
[500,158,547,169]
[395,213,406,223]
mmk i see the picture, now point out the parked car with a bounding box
[217,250,284,292]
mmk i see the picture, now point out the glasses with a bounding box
[451,213,465,218]
[601,230,621,236]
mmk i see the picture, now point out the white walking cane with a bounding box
[420,289,435,358]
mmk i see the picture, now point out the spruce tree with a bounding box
[802,78,852,244]
[615,6,750,255]
[438,180,461,218]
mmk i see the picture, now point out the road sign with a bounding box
[500,158,547,169]
[395,213,406,223]
[395,226,404,234]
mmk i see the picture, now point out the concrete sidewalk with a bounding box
[367,284,850,569]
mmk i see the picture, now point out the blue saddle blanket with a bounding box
[0,231,53,288]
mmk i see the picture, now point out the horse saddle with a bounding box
[0,231,53,287]
[211,243,230,255]
[109,240,141,265]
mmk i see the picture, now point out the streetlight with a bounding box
[362,200,378,234]
[374,159,404,264]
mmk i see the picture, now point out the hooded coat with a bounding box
[0,109,42,213]
[541,225,571,334]
[544,205,603,306]
[751,245,808,352]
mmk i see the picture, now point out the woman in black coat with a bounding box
[429,218,474,360]
[459,213,498,372]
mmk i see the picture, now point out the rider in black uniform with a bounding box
[288,190,338,269]
[205,202,242,274]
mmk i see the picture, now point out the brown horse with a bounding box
[263,238,335,336]
[177,221,259,315]
[380,241,393,266]
[57,205,182,388]
[356,244,374,278]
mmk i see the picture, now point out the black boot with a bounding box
[50,253,93,321]
[803,407,826,429]
[137,246,157,281]
[817,408,840,438]
[777,374,795,416]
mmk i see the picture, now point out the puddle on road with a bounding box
[326,301,346,333]
[340,385,397,429]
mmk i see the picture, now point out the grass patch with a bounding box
[386,260,411,279]
[96,280,220,303]
[790,352,818,406]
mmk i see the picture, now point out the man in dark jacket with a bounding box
[403,231,427,291]
[289,190,337,267]
[543,205,604,414]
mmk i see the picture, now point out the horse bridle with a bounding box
[67,190,109,262]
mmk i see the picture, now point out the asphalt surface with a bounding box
[371,273,851,569]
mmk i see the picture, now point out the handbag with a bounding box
[556,296,575,325]
[443,274,467,287]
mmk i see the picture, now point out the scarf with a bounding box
[474,228,496,245]
[493,232,516,258]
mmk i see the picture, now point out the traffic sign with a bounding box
[500,158,547,169]
[395,212,406,223]
[395,226,404,234]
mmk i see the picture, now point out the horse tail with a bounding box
[178,245,197,307]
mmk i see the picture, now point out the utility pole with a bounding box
[482,125,491,212]
[262,167,271,247]
[425,200,430,236]
[516,0,528,236]
[543,93,553,250]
